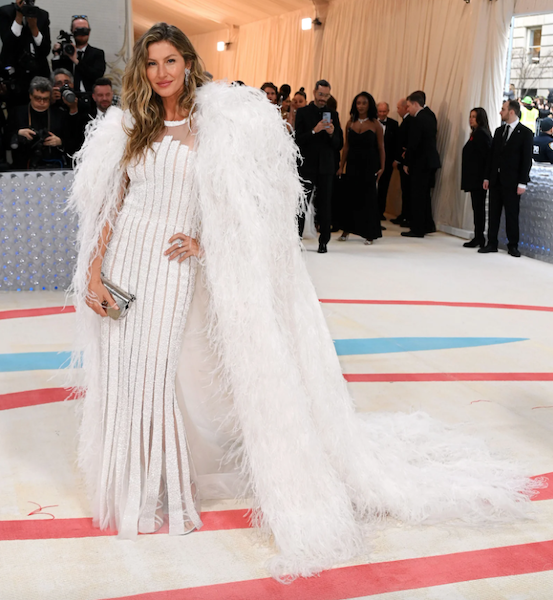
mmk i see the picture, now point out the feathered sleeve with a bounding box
[68,107,128,310]
[66,107,128,502]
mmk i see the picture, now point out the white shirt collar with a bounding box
[507,117,519,130]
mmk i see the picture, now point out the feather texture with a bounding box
[69,82,546,581]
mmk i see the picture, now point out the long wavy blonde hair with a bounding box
[121,23,208,167]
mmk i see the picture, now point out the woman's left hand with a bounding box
[165,233,201,262]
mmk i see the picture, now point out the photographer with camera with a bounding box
[7,75,70,169]
[51,16,105,94]
[0,0,51,107]
[50,67,88,155]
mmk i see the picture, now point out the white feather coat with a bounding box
[69,81,544,581]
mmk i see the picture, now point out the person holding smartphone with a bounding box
[294,79,344,253]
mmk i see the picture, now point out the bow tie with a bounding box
[379,120,386,125]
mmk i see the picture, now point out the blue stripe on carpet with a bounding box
[0,338,527,371]
[333,337,527,356]
[0,351,72,372]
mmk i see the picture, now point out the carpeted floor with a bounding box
[1,222,552,600]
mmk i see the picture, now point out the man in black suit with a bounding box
[376,101,399,221]
[401,91,441,238]
[479,100,533,257]
[51,16,106,93]
[0,0,51,107]
[391,98,411,227]
[295,79,344,253]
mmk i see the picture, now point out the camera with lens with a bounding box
[16,0,40,18]
[11,127,49,150]
[59,83,76,104]
[11,128,51,168]
[58,30,75,57]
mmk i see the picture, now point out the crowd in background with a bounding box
[260,80,441,253]
[0,1,115,170]
[261,79,553,256]
[1,1,551,259]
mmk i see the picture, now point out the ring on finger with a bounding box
[177,239,184,248]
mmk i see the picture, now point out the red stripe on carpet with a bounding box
[0,388,68,411]
[8,372,553,412]
[320,299,553,312]
[1,476,550,543]
[345,372,553,382]
[0,306,75,320]
[102,539,553,600]
[0,510,250,541]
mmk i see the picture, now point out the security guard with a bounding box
[520,96,539,133]
[532,117,553,164]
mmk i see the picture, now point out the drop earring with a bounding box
[185,67,191,87]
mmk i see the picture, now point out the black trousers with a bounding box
[487,184,520,249]
[409,168,435,235]
[377,163,394,217]
[399,166,411,220]
[469,188,487,241]
[298,173,334,245]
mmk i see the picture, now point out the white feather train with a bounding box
[69,81,545,581]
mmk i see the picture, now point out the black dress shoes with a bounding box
[317,243,328,253]
[463,238,485,248]
[399,219,411,228]
[390,216,403,225]
[401,231,424,238]
[477,245,498,253]
[508,247,521,257]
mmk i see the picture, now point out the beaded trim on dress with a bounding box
[164,118,189,127]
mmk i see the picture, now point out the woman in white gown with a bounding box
[70,23,544,581]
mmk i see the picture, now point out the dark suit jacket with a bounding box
[396,114,411,165]
[461,127,492,191]
[485,122,533,189]
[404,108,441,172]
[52,45,106,92]
[295,102,344,176]
[380,117,398,167]
[0,3,51,100]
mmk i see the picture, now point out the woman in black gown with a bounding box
[338,92,385,244]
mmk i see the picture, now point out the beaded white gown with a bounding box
[98,119,238,538]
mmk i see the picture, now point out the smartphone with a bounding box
[322,111,331,125]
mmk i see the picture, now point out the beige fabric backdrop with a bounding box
[189,0,519,232]
[318,0,515,232]
[191,7,315,94]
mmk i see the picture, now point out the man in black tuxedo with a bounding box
[295,79,344,253]
[391,98,411,227]
[401,91,441,238]
[51,16,106,93]
[376,101,399,221]
[479,100,533,257]
[0,0,51,107]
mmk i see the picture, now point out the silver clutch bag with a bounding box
[101,274,136,320]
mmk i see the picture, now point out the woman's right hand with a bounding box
[336,166,343,177]
[86,276,118,317]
